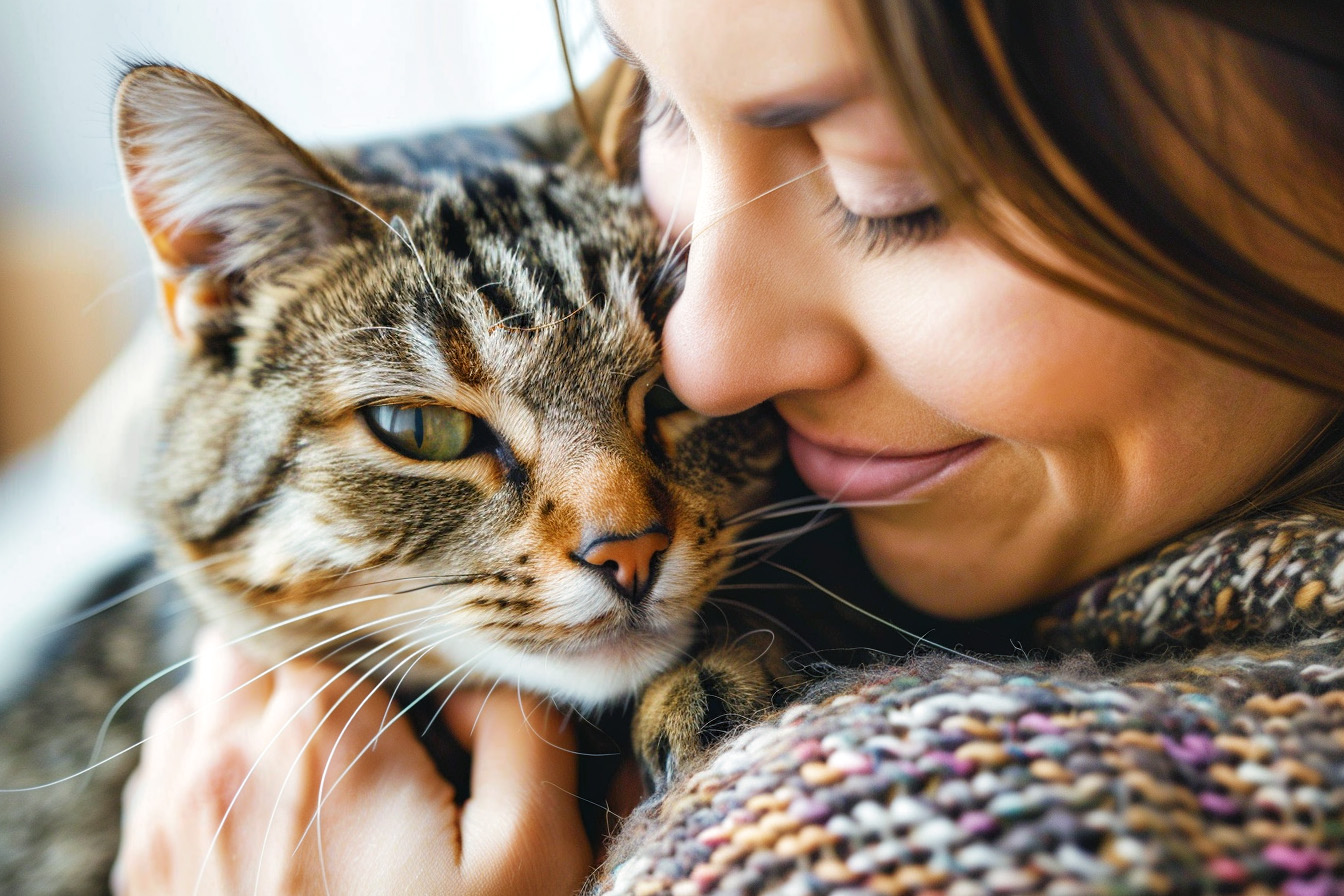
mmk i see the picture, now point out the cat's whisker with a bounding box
[730,627,779,666]
[296,642,504,861]
[241,610,496,883]
[512,684,621,760]
[308,601,472,668]
[552,695,600,739]
[50,551,243,632]
[306,641,495,896]
[672,161,830,251]
[225,572,495,618]
[543,777,628,836]
[374,576,490,598]
[250,627,457,896]
[655,125,696,257]
[489,290,606,334]
[397,216,451,311]
[704,596,820,659]
[642,255,683,310]
[203,627,454,896]
[735,448,904,573]
[727,495,929,526]
[693,598,731,633]
[760,559,1001,669]
[306,569,498,595]
[722,494,825,525]
[727,454,916,576]
[728,514,842,550]
[284,175,419,259]
[309,635,461,896]
[285,174,445,309]
[78,597,468,784]
[726,544,819,577]
[377,632,453,734]
[80,262,154,315]
[722,526,846,582]
[462,667,506,743]
[329,324,426,346]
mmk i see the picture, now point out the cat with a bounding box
[117,63,784,716]
[0,62,806,895]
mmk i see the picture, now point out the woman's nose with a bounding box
[661,175,863,417]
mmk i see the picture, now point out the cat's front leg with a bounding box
[631,622,805,791]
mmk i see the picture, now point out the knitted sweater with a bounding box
[591,514,1344,896]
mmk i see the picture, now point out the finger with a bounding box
[448,689,588,861]
[142,681,195,738]
[445,688,580,803]
[606,757,647,818]
[264,658,396,769]
[189,627,273,715]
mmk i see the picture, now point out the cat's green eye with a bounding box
[363,404,474,462]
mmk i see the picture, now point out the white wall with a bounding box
[0,0,609,215]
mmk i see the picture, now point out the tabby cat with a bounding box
[0,63,805,895]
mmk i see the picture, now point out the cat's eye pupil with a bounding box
[364,403,474,462]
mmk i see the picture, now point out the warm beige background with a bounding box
[0,216,139,457]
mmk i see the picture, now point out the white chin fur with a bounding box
[431,627,692,711]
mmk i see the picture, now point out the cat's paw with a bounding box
[632,639,801,791]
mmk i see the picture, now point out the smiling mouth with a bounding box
[786,428,989,503]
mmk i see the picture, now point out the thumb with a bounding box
[447,689,592,884]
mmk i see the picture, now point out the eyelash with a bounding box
[639,80,950,256]
[826,198,950,255]
[642,89,688,136]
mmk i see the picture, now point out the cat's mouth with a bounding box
[433,619,696,708]
[498,614,686,657]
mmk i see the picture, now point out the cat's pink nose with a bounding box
[577,528,671,604]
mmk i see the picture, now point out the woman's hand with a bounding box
[113,629,593,896]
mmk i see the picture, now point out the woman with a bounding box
[114,1,1344,893]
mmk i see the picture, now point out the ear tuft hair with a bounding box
[113,65,360,342]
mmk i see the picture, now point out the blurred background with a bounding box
[0,0,611,688]
[0,0,610,460]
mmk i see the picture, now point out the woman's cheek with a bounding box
[862,243,1155,443]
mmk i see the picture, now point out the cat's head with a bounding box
[114,65,781,707]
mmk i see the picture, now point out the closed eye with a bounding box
[826,197,949,255]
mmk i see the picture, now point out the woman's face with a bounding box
[599,0,1331,617]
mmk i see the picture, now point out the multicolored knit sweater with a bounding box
[591,514,1344,896]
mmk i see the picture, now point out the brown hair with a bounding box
[578,1,1344,520]
[839,1,1344,518]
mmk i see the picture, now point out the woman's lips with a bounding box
[786,428,988,503]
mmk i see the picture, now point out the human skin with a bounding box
[114,1,1339,893]
[113,631,593,896]
[610,0,1334,619]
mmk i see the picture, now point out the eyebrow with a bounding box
[591,5,852,132]
[736,96,848,130]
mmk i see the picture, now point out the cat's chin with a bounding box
[437,627,694,710]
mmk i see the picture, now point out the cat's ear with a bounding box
[114,64,361,346]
